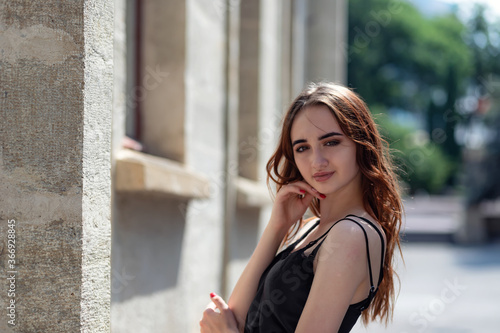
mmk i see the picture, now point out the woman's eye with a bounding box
[325,140,340,147]
[295,146,308,153]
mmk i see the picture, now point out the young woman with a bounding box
[200,82,403,332]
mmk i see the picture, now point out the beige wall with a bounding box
[0,0,346,331]
[110,0,347,332]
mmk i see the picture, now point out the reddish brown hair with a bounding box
[266,82,403,325]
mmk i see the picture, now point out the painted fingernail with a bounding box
[210,292,216,298]
[319,194,326,199]
[299,189,306,194]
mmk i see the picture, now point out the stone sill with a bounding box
[114,149,210,200]
[235,177,272,208]
[114,149,272,207]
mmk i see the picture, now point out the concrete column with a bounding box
[226,0,282,297]
[181,0,227,332]
[238,0,261,180]
[280,0,293,107]
[258,0,282,180]
[0,0,113,332]
[141,0,186,161]
[291,0,308,96]
[113,0,128,157]
[221,0,241,299]
[237,0,282,180]
[306,0,347,84]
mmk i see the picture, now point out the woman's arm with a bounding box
[226,222,288,331]
[227,182,324,331]
[295,220,369,332]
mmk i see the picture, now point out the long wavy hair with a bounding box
[266,82,403,325]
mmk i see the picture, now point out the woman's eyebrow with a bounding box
[292,139,306,147]
[318,131,343,140]
[292,132,342,147]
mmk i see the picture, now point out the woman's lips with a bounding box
[313,172,334,182]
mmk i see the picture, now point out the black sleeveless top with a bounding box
[244,215,385,333]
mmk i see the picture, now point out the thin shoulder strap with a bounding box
[310,216,385,290]
[346,214,385,286]
[289,219,320,248]
[309,218,347,257]
[343,218,376,289]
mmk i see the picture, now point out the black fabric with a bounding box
[244,214,385,333]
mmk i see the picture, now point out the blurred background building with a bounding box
[1,0,499,332]
[114,0,500,331]
[111,0,347,332]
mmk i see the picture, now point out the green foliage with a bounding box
[347,0,473,110]
[374,110,454,195]
[466,5,500,90]
[346,0,494,193]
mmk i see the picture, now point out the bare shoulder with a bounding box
[317,220,369,262]
[344,214,387,248]
[312,220,370,293]
[316,215,386,264]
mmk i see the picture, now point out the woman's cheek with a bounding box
[295,158,308,177]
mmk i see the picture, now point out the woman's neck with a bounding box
[318,173,366,225]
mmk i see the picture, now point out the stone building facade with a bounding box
[0,0,346,332]
[111,1,346,332]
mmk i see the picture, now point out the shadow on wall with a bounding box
[231,207,260,261]
[111,192,186,303]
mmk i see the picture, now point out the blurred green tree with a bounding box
[347,0,475,193]
[462,5,500,205]
[467,5,500,91]
[347,0,472,109]
[374,109,453,195]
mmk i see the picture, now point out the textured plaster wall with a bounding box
[228,0,282,297]
[110,0,190,332]
[112,0,127,159]
[111,194,188,333]
[0,0,112,331]
[238,0,260,181]
[182,0,227,332]
[110,0,226,332]
[141,0,186,162]
[306,0,347,84]
[81,0,113,331]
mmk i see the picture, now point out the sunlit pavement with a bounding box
[351,242,500,333]
[351,196,500,333]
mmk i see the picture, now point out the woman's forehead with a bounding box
[291,105,342,137]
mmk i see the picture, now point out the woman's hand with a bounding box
[200,293,239,333]
[269,181,325,231]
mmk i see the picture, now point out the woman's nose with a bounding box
[312,150,328,169]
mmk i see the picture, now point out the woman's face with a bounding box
[290,104,361,196]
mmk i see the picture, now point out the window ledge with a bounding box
[235,177,272,208]
[114,149,210,199]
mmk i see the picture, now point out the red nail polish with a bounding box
[319,194,326,199]
[300,190,306,194]
[210,292,216,298]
